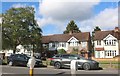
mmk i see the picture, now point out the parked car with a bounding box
[8,54,42,67]
[50,54,99,70]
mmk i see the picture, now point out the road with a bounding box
[0,65,119,76]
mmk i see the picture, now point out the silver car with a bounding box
[50,54,99,70]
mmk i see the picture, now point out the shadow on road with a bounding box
[57,67,103,71]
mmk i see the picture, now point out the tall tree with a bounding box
[2,7,42,53]
[63,20,81,34]
[91,26,101,54]
[92,26,101,39]
[93,26,101,31]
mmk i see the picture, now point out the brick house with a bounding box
[94,27,120,58]
[41,32,92,58]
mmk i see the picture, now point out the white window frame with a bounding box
[97,40,101,45]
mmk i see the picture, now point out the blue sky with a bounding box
[1,0,119,35]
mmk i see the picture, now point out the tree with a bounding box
[91,26,101,55]
[93,26,101,31]
[63,20,81,34]
[92,26,101,39]
[2,7,42,53]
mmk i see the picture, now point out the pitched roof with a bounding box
[42,32,90,44]
[94,30,120,40]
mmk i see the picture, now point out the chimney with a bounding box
[114,27,120,32]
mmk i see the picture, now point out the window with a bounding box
[62,43,66,47]
[105,50,117,57]
[69,55,79,59]
[97,40,101,45]
[49,43,55,48]
[62,55,69,58]
[54,55,60,58]
[104,40,116,46]
[70,41,79,46]
[59,43,66,47]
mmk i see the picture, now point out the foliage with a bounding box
[63,20,81,34]
[70,48,78,54]
[91,26,101,51]
[57,49,66,54]
[2,7,42,53]
[73,48,78,52]
[93,26,101,31]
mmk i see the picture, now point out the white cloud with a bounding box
[12,4,27,8]
[80,7,118,32]
[38,0,100,33]
[36,17,66,32]
[12,4,36,11]
[40,0,100,21]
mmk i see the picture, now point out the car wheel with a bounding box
[8,61,13,66]
[54,62,61,69]
[83,63,90,70]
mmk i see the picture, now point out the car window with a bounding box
[80,57,86,60]
[16,55,25,60]
[62,55,69,58]
[15,55,21,59]
[55,55,60,58]
[69,55,78,59]
[53,55,60,58]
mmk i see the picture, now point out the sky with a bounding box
[0,0,119,35]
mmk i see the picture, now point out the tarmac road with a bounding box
[0,65,119,76]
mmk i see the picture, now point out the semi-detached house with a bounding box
[41,32,92,58]
[94,27,120,58]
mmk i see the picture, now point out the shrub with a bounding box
[57,49,66,54]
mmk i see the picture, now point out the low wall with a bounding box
[92,57,119,62]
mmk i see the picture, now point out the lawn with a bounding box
[98,61,120,69]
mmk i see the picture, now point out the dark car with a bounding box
[8,54,42,67]
[50,54,99,70]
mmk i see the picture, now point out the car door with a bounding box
[69,55,83,68]
[77,57,86,68]
[61,55,71,67]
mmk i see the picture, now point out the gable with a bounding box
[103,34,117,40]
[67,36,79,42]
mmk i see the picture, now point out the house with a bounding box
[94,27,120,58]
[41,32,92,58]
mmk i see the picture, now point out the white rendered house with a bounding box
[94,27,120,58]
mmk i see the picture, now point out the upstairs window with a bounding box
[97,40,101,45]
[52,43,55,47]
[104,40,116,46]
[59,43,66,47]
